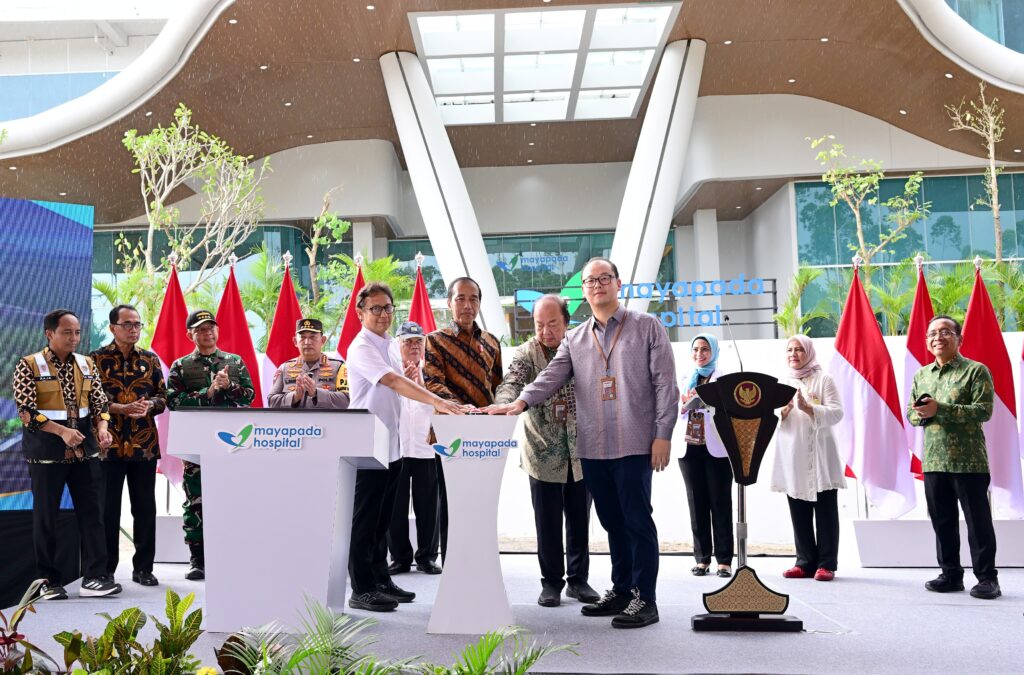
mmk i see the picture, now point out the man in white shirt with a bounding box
[387,321,442,576]
[346,283,467,612]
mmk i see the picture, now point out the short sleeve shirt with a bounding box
[347,328,402,462]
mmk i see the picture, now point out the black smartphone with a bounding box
[914,393,932,406]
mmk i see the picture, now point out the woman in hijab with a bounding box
[679,333,734,578]
[771,334,846,581]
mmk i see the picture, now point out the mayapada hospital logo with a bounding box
[433,437,517,459]
[218,423,323,452]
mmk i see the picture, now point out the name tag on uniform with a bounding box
[553,400,567,421]
[600,376,617,401]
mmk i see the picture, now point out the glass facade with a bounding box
[945,0,1024,53]
[0,72,119,123]
[796,172,1024,335]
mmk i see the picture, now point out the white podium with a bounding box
[166,408,388,632]
[428,414,519,634]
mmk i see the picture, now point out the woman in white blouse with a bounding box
[679,333,734,578]
[771,335,846,581]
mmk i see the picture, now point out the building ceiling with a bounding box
[0,0,1021,225]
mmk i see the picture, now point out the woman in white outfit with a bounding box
[771,334,846,581]
[678,333,734,578]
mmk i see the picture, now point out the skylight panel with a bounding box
[503,91,570,122]
[591,6,673,50]
[574,88,640,120]
[418,13,494,57]
[437,95,496,125]
[581,49,654,89]
[505,10,586,53]
[426,56,494,95]
[504,53,577,92]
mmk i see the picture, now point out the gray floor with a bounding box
[11,554,1023,674]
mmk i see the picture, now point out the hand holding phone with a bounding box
[914,393,932,407]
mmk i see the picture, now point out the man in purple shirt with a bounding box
[487,257,678,629]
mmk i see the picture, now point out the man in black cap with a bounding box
[268,318,349,409]
[166,309,255,580]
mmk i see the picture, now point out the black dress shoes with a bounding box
[970,579,1001,599]
[185,559,205,581]
[376,580,415,603]
[925,574,964,593]
[132,571,159,586]
[566,580,601,604]
[417,561,442,575]
[387,561,411,575]
[538,583,561,607]
[612,595,659,629]
[581,589,632,617]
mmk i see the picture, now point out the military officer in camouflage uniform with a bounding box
[166,309,255,580]
[268,318,349,409]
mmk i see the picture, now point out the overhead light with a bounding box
[944,72,953,79]
[787,78,796,83]
[527,159,534,163]
[366,4,375,9]
[543,0,553,3]
[8,166,16,171]
[284,101,293,107]
[530,123,537,127]
[144,111,152,117]
[755,186,763,191]
[820,37,829,42]
[259,64,269,70]
[59,192,67,196]
[723,40,733,45]
[899,109,907,115]
[306,134,314,139]
[735,205,742,210]
[352,57,361,63]
[528,141,535,146]
[1015,149,1022,153]
[228,18,238,24]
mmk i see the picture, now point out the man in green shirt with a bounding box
[167,309,255,580]
[908,314,999,600]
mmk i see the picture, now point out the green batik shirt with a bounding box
[907,354,993,473]
[167,349,255,410]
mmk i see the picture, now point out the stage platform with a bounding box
[9,551,1023,674]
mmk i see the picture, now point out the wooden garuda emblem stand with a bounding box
[692,372,802,632]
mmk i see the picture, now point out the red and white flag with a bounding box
[216,266,264,408]
[262,262,304,398]
[902,265,932,477]
[960,268,1024,517]
[832,269,916,518]
[407,263,437,334]
[336,264,366,361]
[149,265,192,485]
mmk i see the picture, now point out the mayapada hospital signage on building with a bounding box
[620,275,766,328]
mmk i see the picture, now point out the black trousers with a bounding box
[387,457,439,567]
[349,459,404,594]
[435,455,448,564]
[581,454,659,603]
[924,472,998,582]
[678,445,734,566]
[29,459,107,583]
[530,463,592,589]
[100,459,157,575]
[786,489,840,572]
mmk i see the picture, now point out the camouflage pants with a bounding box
[182,460,203,557]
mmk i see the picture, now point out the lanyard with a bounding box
[590,311,628,375]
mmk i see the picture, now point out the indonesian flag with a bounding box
[262,263,304,399]
[960,269,1024,517]
[336,264,365,361]
[902,267,932,477]
[832,270,916,518]
[407,264,437,333]
[149,266,192,485]
[216,266,264,408]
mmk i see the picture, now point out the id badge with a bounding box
[553,400,568,421]
[600,376,617,401]
[685,413,705,445]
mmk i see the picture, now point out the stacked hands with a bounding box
[779,388,815,421]
[481,400,672,472]
[205,368,232,398]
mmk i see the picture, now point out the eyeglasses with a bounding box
[114,322,144,331]
[926,329,956,339]
[582,274,616,288]
[362,304,395,316]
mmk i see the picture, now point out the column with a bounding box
[692,209,723,338]
[351,220,374,260]
[609,39,706,314]
[379,51,506,338]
